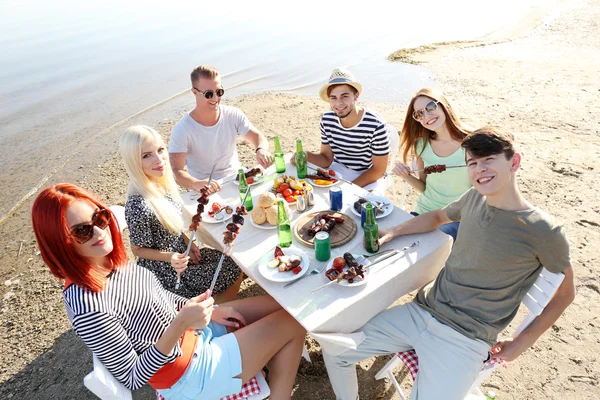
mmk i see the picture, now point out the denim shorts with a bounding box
[157,322,242,400]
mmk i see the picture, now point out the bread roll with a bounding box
[251,206,267,225]
[258,192,276,208]
[266,204,278,225]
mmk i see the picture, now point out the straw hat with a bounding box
[319,68,363,102]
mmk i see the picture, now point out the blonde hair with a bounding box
[190,65,220,85]
[401,88,471,164]
[119,125,183,234]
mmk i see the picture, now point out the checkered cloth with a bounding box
[155,376,261,400]
[397,350,507,381]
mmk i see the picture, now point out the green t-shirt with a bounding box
[414,138,472,214]
[415,188,570,346]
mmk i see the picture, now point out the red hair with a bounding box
[31,183,128,292]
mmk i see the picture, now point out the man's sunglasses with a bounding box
[412,100,440,121]
[192,87,225,99]
[69,208,111,244]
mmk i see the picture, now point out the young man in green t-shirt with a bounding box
[323,126,575,399]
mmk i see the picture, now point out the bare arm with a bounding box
[491,265,576,362]
[169,152,220,192]
[393,155,426,193]
[353,154,388,188]
[241,128,274,168]
[379,208,452,245]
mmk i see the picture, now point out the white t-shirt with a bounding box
[168,105,254,180]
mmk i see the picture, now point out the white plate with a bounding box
[324,254,369,287]
[257,246,310,283]
[232,168,265,186]
[350,194,393,220]
[200,202,234,224]
[308,172,344,187]
[250,216,277,230]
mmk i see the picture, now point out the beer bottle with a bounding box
[276,200,292,247]
[238,169,254,211]
[295,140,307,179]
[363,203,379,253]
[274,136,286,173]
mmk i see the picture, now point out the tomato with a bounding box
[328,169,336,177]
[247,177,255,184]
[292,190,300,196]
[285,196,295,203]
[211,202,222,212]
[332,257,346,270]
[282,188,293,198]
[292,266,302,275]
[208,210,216,217]
[279,183,290,193]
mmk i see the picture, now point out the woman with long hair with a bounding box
[393,88,472,241]
[32,183,306,399]
[119,125,242,301]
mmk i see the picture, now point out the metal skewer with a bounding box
[409,165,466,173]
[208,186,251,294]
[177,164,217,290]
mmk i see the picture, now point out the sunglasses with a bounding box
[192,87,225,99]
[412,100,440,121]
[69,208,111,244]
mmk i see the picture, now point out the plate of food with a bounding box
[351,195,393,220]
[271,175,313,205]
[257,246,310,283]
[232,167,265,186]
[306,167,342,187]
[250,193,293,230]
[324,253,368,287]
[201,201,234,224]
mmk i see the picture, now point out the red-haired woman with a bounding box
[32,183,305,399]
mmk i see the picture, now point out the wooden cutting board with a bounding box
[293,210,357,248]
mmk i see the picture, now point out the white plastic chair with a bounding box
[383,125,400,196]
[109,205,127,232]
[374,268,565,399]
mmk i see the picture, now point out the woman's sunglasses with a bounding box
[192,87,225,99]
[69,208,111,244]
[412,100,440,121]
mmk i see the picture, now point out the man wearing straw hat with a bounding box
[292,68,391,191]
[169,65,274,193]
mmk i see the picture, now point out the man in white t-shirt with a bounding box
[169,65,273,193]
[291,68,391,191]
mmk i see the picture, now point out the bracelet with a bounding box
[255,147,265,153]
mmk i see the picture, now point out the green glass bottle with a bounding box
[276,200,292,248]
[363,203,379,254]
[295,140,307,179]
[274,136,286,173]
[238,168,253,211]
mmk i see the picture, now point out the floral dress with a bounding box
[125,194,241,299]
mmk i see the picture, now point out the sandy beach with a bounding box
[1,0,599,398]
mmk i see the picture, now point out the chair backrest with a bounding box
[109,205,127,232]
[513,267,565,337]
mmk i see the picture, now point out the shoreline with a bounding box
[1,0,599,398]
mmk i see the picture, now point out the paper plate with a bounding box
[257,246,310,283]
[323,254,369,287]
[350,194,393,220]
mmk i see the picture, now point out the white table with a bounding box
[182,159,452,353]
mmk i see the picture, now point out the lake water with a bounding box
[0,0,555,218]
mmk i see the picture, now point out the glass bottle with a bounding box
[295,140,307,179]
[238,168,254,211]
[276,200,292,247]
[274,136,286,173]
[363,203,379,253]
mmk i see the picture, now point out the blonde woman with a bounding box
[120,125,242,301]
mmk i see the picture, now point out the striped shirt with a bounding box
[320,109,390,171]
[63,263,188,390]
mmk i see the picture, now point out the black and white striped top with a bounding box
[320,109,390,171]
[63,263,188,390]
